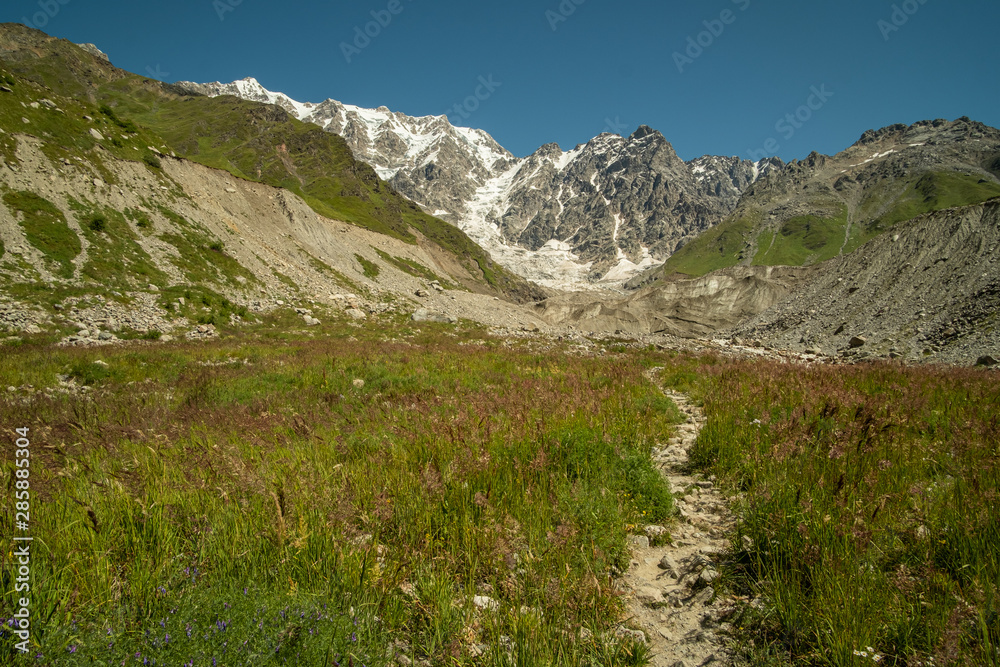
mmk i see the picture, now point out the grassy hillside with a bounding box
[0,24,538,300]
[661,170,1000,279]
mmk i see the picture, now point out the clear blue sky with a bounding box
[3,0,998,162]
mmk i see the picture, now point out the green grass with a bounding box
[873,171,1000,228]
[660,214,756,276]
[660,354,1000,666]
[155,206,257,288]
[374,248,455,287]
[67,197,170,289]
[753,206,849,267]
[355,252,381,279]
[1,189,80,278]
[0,60,176,188]
[123,206,154,232]
[158,285,249,326]
[662,170,1000,280]
[0,322,677,666]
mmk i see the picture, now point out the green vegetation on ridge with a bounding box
[661,170,1000,279]
[2,189,80,278]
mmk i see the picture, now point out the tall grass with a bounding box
[665,354,1000,666]
[0,321,676,665]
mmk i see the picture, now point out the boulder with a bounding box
[411,308,456,324]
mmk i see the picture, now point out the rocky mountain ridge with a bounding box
[177,77,783,287]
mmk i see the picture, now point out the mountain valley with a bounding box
[0,23,998,367]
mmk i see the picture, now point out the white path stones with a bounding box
[621,377,739,667]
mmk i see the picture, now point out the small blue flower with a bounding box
[68,645,77,653]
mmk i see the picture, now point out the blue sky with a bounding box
[3,0,998,162]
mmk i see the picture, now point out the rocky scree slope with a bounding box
[724,198,1000,366]
[178,77,783,287]
[532,265,813,338]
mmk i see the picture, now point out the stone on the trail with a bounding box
[692,586,714,606]
[849,335,867,349]
[627,535,650,549]
[644,525,667,538]
[698,567,720,585]
[976,354,998,367]
[658,555,678,577]
[636,587,661,604]
[614,627,647,644]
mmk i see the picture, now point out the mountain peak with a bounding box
[630,125,662,141]
[74,42,109,62]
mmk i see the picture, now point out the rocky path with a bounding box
[622,380,738,667]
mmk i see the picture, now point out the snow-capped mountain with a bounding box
[177,77,782,288]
